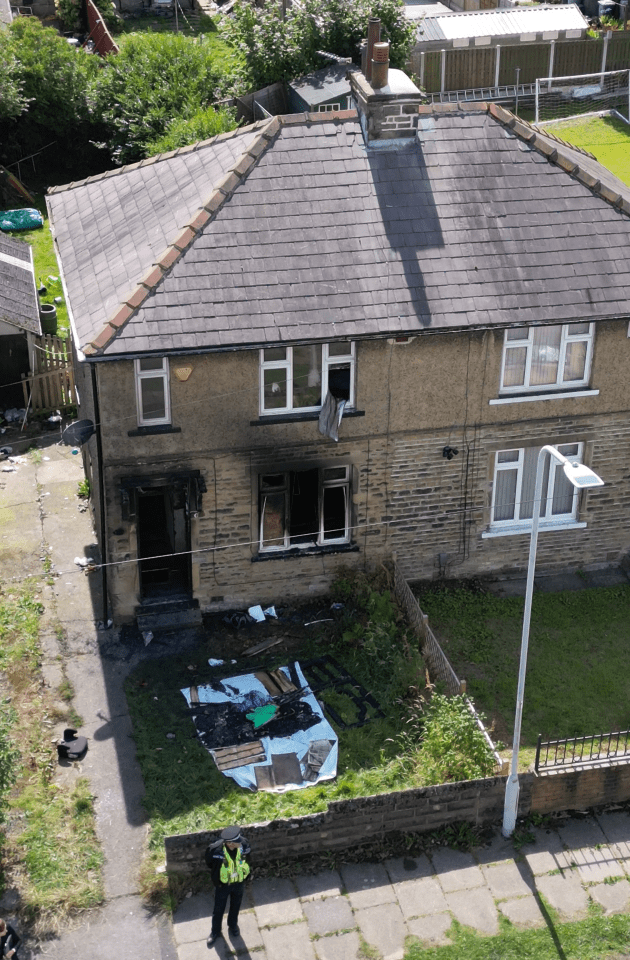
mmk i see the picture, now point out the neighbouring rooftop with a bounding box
[414,4,588,42]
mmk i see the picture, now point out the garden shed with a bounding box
[287,63,353,114]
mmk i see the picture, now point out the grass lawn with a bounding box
[117,12,243,77]
[126,573,497,904]
[540,115,630,187]
[404,911,630,960]
[414,583,630,769]
[17,195,69,339]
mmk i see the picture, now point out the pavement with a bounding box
[172,808,630,960]
[2,434,630,960]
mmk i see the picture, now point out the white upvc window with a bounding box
[259,466,351,551]
[316,102,343,112]
[259,342,355,415]
[134,357,171,426]
[500,323,594,393]
[491,442,583,531]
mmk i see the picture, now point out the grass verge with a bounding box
[0,581,103,933]
[404,911,630,960]
[414,582,630,768]
[18,196,69,339]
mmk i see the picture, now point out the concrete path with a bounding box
[173,809,630,959]
[0,438,177,960]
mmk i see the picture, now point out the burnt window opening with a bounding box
[259,466,351,551]
[328,364,351,401]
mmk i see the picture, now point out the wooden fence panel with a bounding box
[499,44,551,86]
[23,334,76,413]
[554,38,605,78]
[446,47,495,91]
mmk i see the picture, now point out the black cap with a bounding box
[221,826,241,842]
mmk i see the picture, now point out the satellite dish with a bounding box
[62,419,95,447]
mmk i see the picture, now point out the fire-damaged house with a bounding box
[46,49,630,625]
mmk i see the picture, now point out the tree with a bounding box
[145,105,238,157]
[0,39,30,123]
[91,33,230,164]
[221,0,416,90]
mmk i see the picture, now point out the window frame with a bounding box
[259,465,351,552]
[499,323,594,395]
[490,442,584,533]
[259,342,355,416]
[134,357,171,426]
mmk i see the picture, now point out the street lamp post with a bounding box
[502,445,604,838]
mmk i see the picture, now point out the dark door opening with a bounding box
[137,486,191,600]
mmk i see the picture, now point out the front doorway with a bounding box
[137,486,191,600]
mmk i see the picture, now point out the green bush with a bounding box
[145,104,238,156]
[92,33,230,163]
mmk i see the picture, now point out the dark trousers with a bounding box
[211,881,244,936]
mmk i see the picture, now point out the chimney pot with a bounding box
[365,17,380,82]
[371,41,390,88]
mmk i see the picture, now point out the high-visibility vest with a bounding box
[219,845,250,884]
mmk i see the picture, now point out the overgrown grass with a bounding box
[18,196,69,338]
[541,115,630,186]
[117,14,242,78]
[0,582,103,930]
[415,583,630,767]
[404,911,630,960]
[126,571,496,898]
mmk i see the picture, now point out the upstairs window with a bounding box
[491,442,583,531]
[500,324,594,393]
[135,357,170,426]
[260,342,355,415]
[259,466,350,551]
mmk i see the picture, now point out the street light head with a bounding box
[562,460,604,489]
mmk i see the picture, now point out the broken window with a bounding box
[259,466,351,551]
[134,357,171,425]
[259,342,355,415]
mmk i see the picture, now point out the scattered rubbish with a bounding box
[1,466,15,473]
[209,658,224,666]
[71,448,79,455]
[304,618,334,626]
[54,296,63,304]
[302,739,334,781]
[97,619,113,631]
[43,456,50,461]
[48,411,62,424]
[0,446,13,457]
[223,611,250,629]
[246,703,279,728]
[166,733,176,739]
[3,408,26,423]
[263,605,277,618]
[255,669,297,697]
[248,604,266,622]
[330,602,344,610]
[212,741,266,771]
[142,630,154,646]
[243,637,284,657]
[74,556,94,567]
[57,727,88,761]
[187,664,195,671]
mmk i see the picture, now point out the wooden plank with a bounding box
[244,636,283,657]
[269,669,296,693]
[255,671,284,696]
[212,740,266,771]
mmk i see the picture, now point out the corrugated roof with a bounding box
[417,4,587,41]
[0,234,41,335]
[47,106,630,358]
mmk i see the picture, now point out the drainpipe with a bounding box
[90,363,109,627]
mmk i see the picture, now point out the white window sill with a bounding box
[489,389,598,406]
[482,521,587,538]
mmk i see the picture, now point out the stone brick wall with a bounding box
[164,760,630,874]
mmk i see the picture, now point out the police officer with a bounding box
[206,825,251,947]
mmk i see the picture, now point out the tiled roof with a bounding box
[48,104,630,358]
[0,233,41,335]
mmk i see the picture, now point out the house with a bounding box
[287,64,354,115]
[46,50,630,624]
[0,233,41,409]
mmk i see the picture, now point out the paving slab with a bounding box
[473,832,518,866]
[431,848,484,893]
[482,861,534,899]
[229,911,264,951]
[340,862,395,909]
[172,892,210,944]
[571,845,624,883]
[556,817,607,851]
[384,854,433,884]
[354,901,407,960]
[406,913,453,947]
[394,876,448,919]
[251,877,303,926]
[589,879,630,915]
[312,931,362,960]
[296,870,342,901]
[498,896,546,928]
[445,887,499,936]
[303,896,355,936]
[536,873,589,919]
[522,828,568,876]
[261,922,316,960]
[597,810,630,845]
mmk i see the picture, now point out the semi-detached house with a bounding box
[47,63,630,624]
